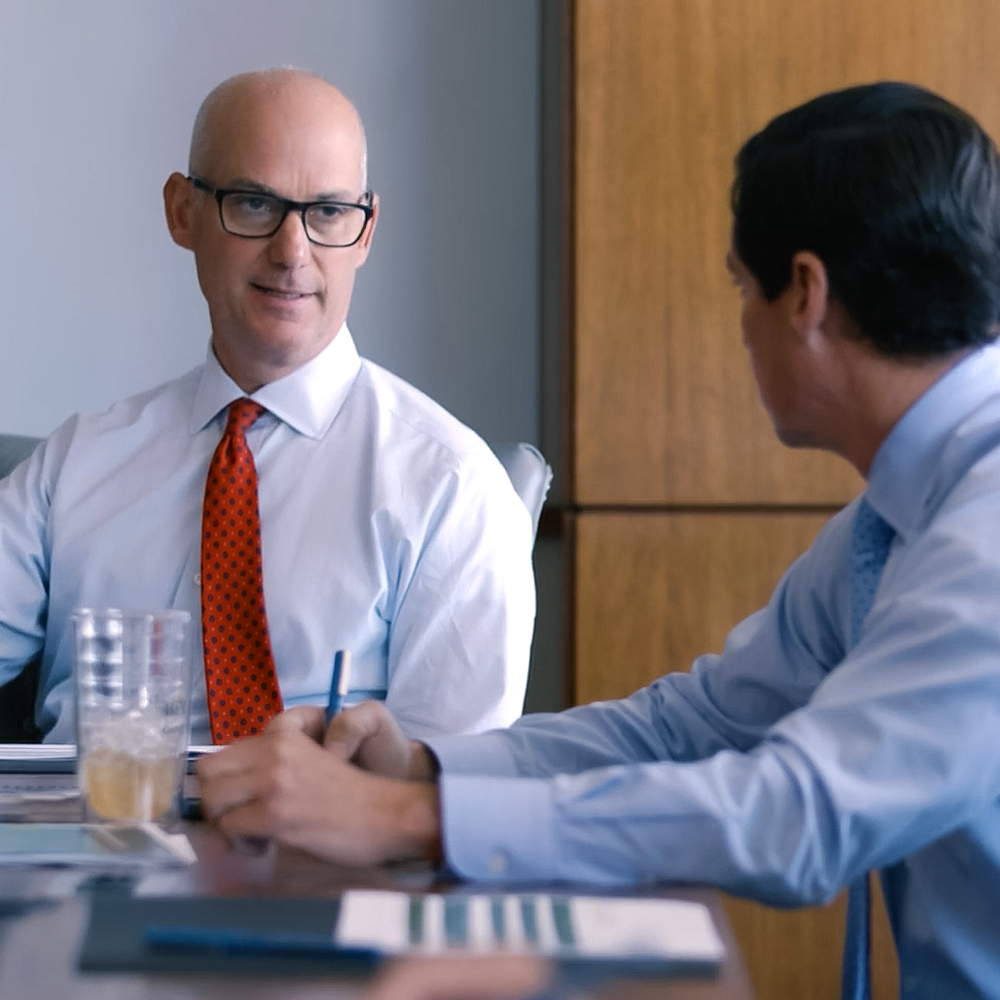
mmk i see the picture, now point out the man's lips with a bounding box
[250,282,317,300]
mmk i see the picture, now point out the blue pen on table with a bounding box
[327,649,352,722]
[144,924,380,962]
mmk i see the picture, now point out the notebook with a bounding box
[79,889,724,977]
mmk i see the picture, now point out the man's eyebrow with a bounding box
[226,178,278,195]
[224,178,360,202]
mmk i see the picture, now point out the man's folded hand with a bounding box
[324,701,439,781]
[196,715,443,866]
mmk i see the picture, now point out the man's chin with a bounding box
[213,323,342,388]
[253,328,338,368]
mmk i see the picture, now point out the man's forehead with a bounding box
[191,70,367,191]
[206,116,363,194]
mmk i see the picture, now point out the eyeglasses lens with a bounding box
[220,193,367,247]
[304,204,367,246]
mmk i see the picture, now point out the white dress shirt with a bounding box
[427,343,1000,999]
[0,326,535,743]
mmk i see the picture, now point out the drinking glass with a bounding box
[72,609,192,824]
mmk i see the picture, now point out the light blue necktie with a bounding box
[842,497,895,1000]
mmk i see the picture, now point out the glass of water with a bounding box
[72,609,192,824]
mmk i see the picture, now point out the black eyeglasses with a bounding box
[188,176,374,248]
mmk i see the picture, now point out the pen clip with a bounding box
[333,650,352,698]
[327,650,353,721]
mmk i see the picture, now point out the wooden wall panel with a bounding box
[574,510,831,703]
[574,0,1000,505]
[572,511,897,998]
[569,1,1000,991]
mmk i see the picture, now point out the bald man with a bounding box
[0,69,534,744]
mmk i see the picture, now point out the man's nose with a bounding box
[267,209,311,266]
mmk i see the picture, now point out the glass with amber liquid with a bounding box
[72,609,192,824]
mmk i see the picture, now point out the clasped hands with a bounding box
[196,702,443,866]
[199,714,556,1000]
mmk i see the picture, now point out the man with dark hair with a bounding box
[733,82,1000,358]
[201,83,1000,998]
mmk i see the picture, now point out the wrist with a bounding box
[389,778,443,865]
[407,742,441,782]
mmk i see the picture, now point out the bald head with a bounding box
[189,69,368,190]
[164,67,379,392]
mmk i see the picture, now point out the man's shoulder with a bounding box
[71,365,204,437]
[352,359,499,472]
[38,365,205,475]
[93,365,204,422]
[18,365,206,503]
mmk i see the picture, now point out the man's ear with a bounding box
[787,250,830,338]
[163,172,195,250]
[354,192,379,265]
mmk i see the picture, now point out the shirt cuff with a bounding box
[439,773,558,881]
[424,731,522,777]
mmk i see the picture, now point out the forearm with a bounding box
[439,671,1000,902]
[429,576,846,783]
[437,745,844,900]
[427,672,770,782]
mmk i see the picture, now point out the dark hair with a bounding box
[732,82,1000,357]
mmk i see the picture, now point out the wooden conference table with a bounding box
[0,777,756,1000]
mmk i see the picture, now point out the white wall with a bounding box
[0,0,540,446]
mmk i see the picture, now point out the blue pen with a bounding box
[327,649,352,722]
[145,924,380,962]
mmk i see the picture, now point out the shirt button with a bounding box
[193,573,201,587]
[487,851,509,874]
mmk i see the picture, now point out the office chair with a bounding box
[0,435,44,741]
[0,434,41,480]
[489,442,553,543]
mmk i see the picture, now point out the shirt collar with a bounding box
[866,341,1000,541]
[189,324,362,439]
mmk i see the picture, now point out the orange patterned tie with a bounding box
[201,398,283,744]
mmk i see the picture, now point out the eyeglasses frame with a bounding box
[187,175,375,248]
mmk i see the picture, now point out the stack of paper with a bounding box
[337,891,725,969]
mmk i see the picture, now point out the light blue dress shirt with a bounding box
[428,343,1000,999]
[0,326,535,743]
